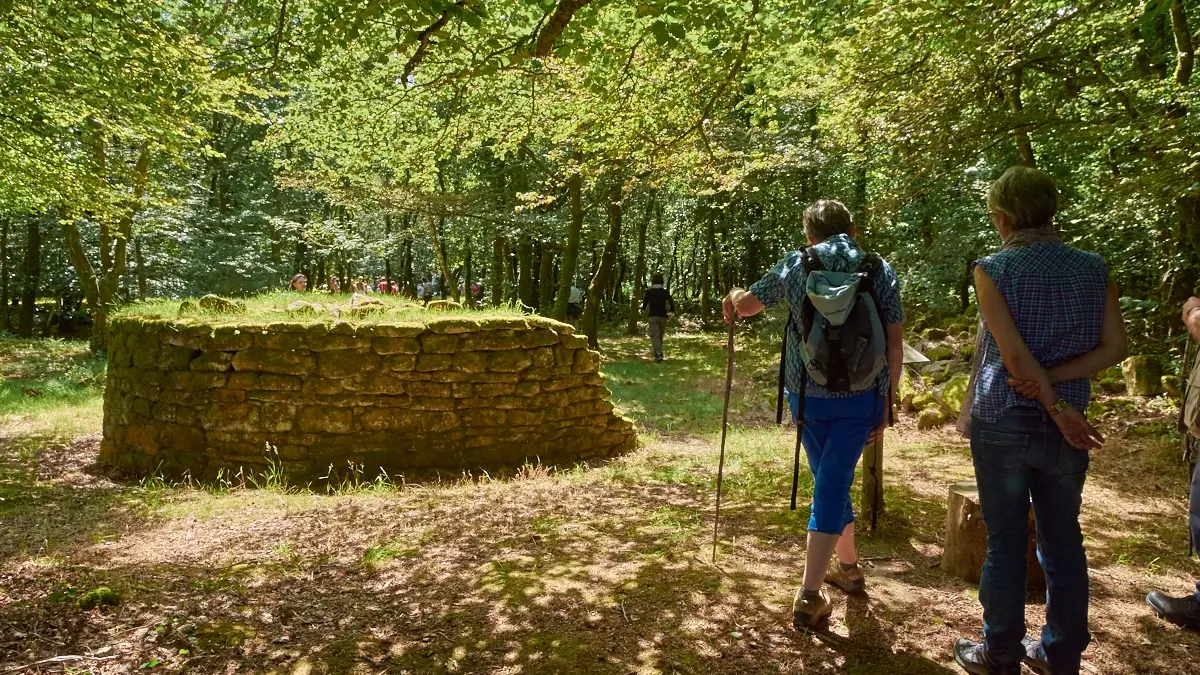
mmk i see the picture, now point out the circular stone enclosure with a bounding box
[100,313,637,481]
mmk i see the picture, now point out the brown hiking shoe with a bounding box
[824,557,866,594]
[792,587,832,630]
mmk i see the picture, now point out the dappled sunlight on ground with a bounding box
[2,330,1200,673]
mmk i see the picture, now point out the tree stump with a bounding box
[944,481,1046,591]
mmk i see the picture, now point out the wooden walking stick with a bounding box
[712,315,736,563]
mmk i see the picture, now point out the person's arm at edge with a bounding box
[723,288,766,322]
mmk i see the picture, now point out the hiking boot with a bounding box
[824,557,865,594]
[1148,591,1200,630]
[1021,635,1052,675]
[792,587,832,630]
[952,638,1019,675]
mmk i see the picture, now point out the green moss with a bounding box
[78,585,120,610]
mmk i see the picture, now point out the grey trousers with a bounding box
[648,316,668,359]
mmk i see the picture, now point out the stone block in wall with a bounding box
[373,323,424,338]
[299,406,354,434]
[421,333,459,354]
[459,330,516,351]
[515,382,540,397]
[417,353,454,372]
[407,381,452,398]
[258,374,303,391]
[210,327,255,351]
[158,344,195,371]
[488,350,533,372]
[343,373,407,396]
[317,349,378,379]
[233,348,316,376]
[507,409,545,426]
[246,390,298,403]
[567,386,605,403]
[452,351,488,373]
[209,389,247,403]
[560,334,589,350]
[302,377,344,396]
[426,370,470,383]
[573,349,599,373]
[462,407,507,427]
[168,371,230,391]
[452,383,473,398]
[228,373,259,390]
[554,346,575,367]
[202,403,260,432]
[161,423,205,454]
[310,334,373,351]
[531,347,554,369]
[132,342,161,370]
[374,337,421,355]
[386,354,418,372]
[257,332,306,350]
[425,317,482,334]
[359,408,458,433]
[521,330,561,348]
[475,382,516,397]
[261,403,297,432]
[191,351,234,372]
[411,398,457,411]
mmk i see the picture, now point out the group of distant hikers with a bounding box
[287,272,489,305]
[667,165,1200,675]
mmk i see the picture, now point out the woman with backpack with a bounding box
[724,199,905,631]
[951,166,1126,675]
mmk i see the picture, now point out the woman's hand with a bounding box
[1007,377,1040,400]
[722,290,741,324]
[1052,403,1105,450]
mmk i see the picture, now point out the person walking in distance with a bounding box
[1146,297,1200,630]
[953,166,1126,675]
[724,199,904,631]
[642,273,676,362]
[567,284,584,326]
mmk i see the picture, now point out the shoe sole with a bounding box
[1152,608,1200,630]
[825,577,866,595]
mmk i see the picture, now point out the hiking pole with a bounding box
[712,315,736,564]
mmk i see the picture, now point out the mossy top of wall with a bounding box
[113,293,537,332]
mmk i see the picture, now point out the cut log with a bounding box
[944,481,1046,591]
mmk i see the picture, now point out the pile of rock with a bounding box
[100,313,637,481]
[900,324,975,430]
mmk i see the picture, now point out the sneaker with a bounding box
[792,587,832,630]
[1147,591,1200,630]
[824,557,866,594]
[1021,635,1052,675]
[952,638,1020,675]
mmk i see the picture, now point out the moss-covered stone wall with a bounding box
[100,315,636,480]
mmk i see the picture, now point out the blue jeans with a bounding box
[971,409,1091,674]
[788,390,884,535]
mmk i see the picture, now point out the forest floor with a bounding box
[1,326,1199,674]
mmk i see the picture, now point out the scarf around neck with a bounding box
[1001,224,1060,250]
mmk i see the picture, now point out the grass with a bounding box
[0,334,105,436]
[114,291,531,326]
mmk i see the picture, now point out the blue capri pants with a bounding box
[787,390,885,534]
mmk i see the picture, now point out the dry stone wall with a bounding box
[100,315,637,481]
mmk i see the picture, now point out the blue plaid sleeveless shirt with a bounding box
[971,242,1108,422]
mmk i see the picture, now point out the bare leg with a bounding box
[802,531,839,591]
[834,521,857,565]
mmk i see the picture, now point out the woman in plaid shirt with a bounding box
[953,167,1127,675]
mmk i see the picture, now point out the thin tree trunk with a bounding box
[699,212,714,323]
[134,236,147,300]
[582,179,623,349]
[491,234,504,306]
[552,172,584,322]
[427,216,456,299]
[464,246,474,308]
[384,214,393,285]
[537,242,555,311]
[0,218,9,331]
[627,191,654,335]
[517,234,534,307]
[18,216,40,338]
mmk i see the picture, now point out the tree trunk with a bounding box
[944,481,1045,591]
[1006,67,1037,168]
[464,246,474,308]
[18,216,41,338]
[537,242,555,312]
[699,212,714,323]
[491,235,504,306]
[582,179,623,349]
[0,218,9,331]
[403,235,414,288]
[134,236,147,300]
[427,215,457,300]
[552,172,584,322]
[627,191,654,335]
[384,214,393,285]
[517,234,534,308]
[1172,0,1194,87]
[504,239,519,304]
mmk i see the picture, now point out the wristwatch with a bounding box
[1049,399,1068,416]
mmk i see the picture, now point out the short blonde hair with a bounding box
[803,199,854,242]
[988,166,1058,231]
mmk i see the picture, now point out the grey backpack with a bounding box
[798,248,887,392]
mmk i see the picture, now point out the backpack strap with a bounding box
[802,246,824,273]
